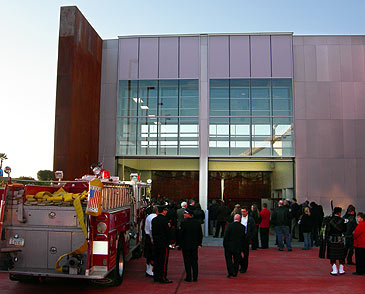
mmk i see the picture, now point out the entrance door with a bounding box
[208,171,271,209]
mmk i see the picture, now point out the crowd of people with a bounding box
[142,197,365,283]
[143,198,204,283]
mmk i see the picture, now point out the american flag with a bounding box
[87,186,102,213]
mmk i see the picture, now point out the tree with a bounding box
[37,170,53,181]
[0,153,7,169]
[14,176,36,185]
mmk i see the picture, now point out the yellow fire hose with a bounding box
[55,195,88,272]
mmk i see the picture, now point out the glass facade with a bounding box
[117,78,293,158]
[209,79,293,157]
[117,80,199,156]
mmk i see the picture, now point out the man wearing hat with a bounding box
[178,207,203,282]
[152,204,173,283]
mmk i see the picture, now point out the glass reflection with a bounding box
[209,78,293,157]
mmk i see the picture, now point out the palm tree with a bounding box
[0,153,7,169]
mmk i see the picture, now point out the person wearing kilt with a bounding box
[327,207,347,275]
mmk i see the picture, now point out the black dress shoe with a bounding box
[160,279,173,284]
[146,273,153,278]
[227,274,232,278]
[193,279,197,282]
[184,278,192,282]
[239,269,246,273]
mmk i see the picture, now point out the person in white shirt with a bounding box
[239,207,256,273]
[144,206,157,277]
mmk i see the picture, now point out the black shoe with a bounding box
[160,279,173,284]
[288,249,292,251]
[279,248,284,251]
[227,274,232,278]
[193,279,198,282]
[184,278,192,282]
[239,269,246,273]
[352,272,364,275]
[146,273,153,278]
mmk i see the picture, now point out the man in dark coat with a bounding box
[223,214,246,278]
[152,205,173,284]
[271,200,292,251]
[178,209,203,282]
[310,202,323,247]
[239,207,256,273]
[290,198,301,239]
[343,205,357,265]
[208,200,219,235]
[214,201,228,238]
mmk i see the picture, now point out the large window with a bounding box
[117,80,199,156]
[209,79,293,157]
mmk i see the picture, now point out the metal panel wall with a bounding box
[179,37,199,78]
[250,35,271,77]
[159,37,179,79]
[230,36,250,78]
[208,36,229,78]
[99,39,118,174]
[139,38,159,79]
[118,38,139,80]
[271,35,293,77]
[294,35,365,213]
[54,6,102,180]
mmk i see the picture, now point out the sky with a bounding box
[0,0,364,178]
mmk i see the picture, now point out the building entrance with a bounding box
[208,171,271,209]
[207,159,294,210]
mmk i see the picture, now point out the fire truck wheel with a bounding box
[109,241,125,286]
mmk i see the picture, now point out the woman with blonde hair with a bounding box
[300,207,314,250]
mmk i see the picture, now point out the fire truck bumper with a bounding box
[9,267,111,279]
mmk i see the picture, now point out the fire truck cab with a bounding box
[0,174,149,286]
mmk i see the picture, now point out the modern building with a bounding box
[54,6,365,216]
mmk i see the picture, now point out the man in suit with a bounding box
[223,214,246,277]
[152,205,173,284]
[239,207,256,273]
[178,208,203,282]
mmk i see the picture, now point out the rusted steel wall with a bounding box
[54,6,102,179]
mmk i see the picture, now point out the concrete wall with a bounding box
[99,39,118,175]
[294,35,365,213]
[54,6,102,180]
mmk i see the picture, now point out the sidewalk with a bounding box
[203,232,305,248]
[1,238,363,294]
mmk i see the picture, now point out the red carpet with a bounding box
[0,247,364,294]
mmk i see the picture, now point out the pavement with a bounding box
[1,234,364,294]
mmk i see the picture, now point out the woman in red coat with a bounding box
[353,212,365,275]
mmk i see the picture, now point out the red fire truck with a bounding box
[0,172,149,286]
